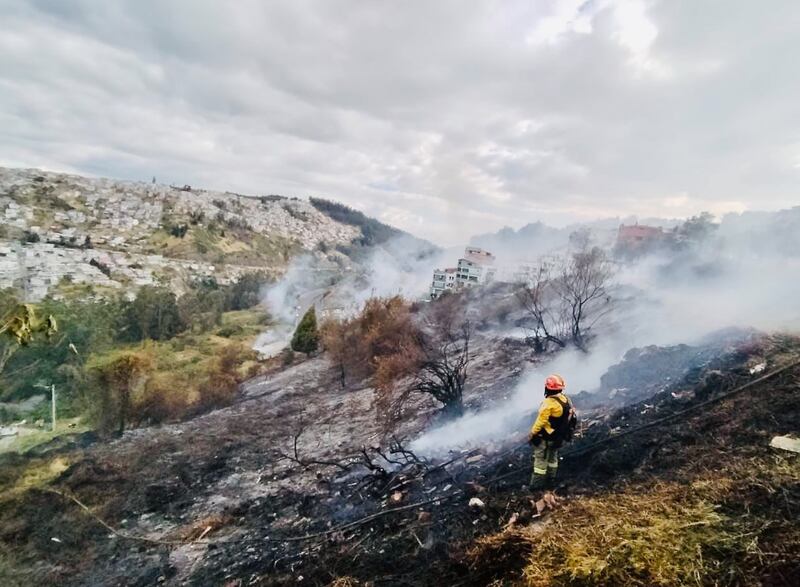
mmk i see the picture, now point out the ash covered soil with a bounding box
[1,332,799,586]
[0,330,527,586]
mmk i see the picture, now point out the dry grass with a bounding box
[0,457,69,501]
[82,308,264,427]
[469,454,800,587]
[471,484,732,586]
[177,512,232,541]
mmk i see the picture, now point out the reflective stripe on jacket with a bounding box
[530,392,571,437]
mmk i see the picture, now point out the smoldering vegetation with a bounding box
[409,208,800,455]
[256,208,800,457]
[253,235,450,356]
[2,207,799,586]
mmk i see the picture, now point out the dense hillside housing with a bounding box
[0,167,360,300]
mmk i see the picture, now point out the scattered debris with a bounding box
[196,526,213,541]
[670,390,694,400]
[770,435,800,454]
[543,492,559,509]
[531,492,560,517]
[465,482,486,495]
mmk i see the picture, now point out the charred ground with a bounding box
[0,328,798,586]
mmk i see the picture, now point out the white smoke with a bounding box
[411,209,800,456]
[254,237,451,356]
[254,254,330,356]
[410,344,626,455]
[331,236,452,310]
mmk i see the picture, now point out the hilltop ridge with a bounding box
[0,167,414,300]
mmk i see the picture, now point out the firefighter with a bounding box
[528,373,576,491]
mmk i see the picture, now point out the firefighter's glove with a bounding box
[529,434,542,447]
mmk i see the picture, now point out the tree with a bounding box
[516,263,567,353]
[677,211,718,243]
[195,343,253,412]
[371,307,473,421]
[226,273,265,311]
[554,245,613,351]
[320,318,355,388]
[178,280,226,332]
[291,307,319,354]
[320,297,416,389]
[320,295,474,421]
[121,286,184,341]
[517,247,613,353]
[402,322,472,417]
[88,350,152,435]
[2,297,115,406]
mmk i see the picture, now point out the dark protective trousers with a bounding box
[530,440,559,489]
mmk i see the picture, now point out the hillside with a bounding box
[0,167,414,301]
[0,278,797,585]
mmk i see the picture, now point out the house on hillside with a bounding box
[615,223,664,255]
[430,267,458,299]
[430,247,496,299]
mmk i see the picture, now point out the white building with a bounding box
[430,267,458,299]
[429,247,496,299]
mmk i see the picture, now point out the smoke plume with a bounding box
[411,207,800,456]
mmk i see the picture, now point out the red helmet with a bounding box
[545,374,565,391]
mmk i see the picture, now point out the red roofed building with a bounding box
[616,223,664,252]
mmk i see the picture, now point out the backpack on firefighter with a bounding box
[539,374,578,447]
[547,394,578,447]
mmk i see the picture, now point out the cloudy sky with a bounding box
[1,1,798,244]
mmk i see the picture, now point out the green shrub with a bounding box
[226,273,265,311]
[216,324,243,338]
[168,223,189,238]
[291,307,319,354]
[118,286,185,342]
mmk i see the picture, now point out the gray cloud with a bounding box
[1,0,798,244]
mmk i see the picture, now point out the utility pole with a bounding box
[51,384,56,432]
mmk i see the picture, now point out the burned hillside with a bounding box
[572,327,763,409]
[6,2,800,585]
[0,321,797,585]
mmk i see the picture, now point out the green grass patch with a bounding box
[0,418,88,456]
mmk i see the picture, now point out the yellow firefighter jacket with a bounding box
[530,392,570,437]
